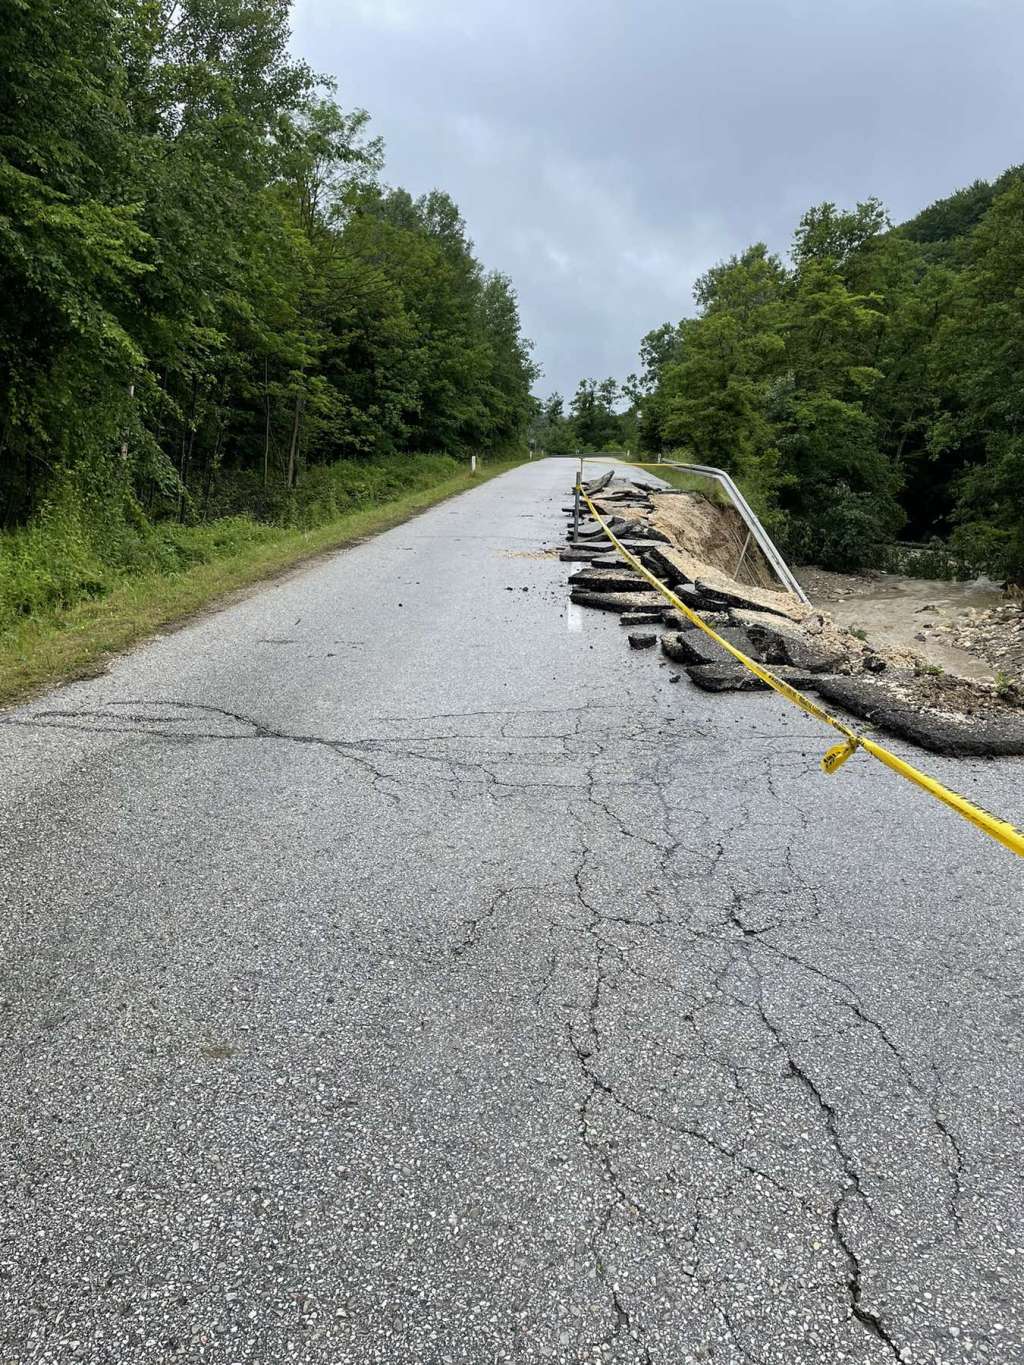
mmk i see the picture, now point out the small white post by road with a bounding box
[470,455,477,473]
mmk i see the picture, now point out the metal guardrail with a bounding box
[658,461,810,604]
[576,453,810,605]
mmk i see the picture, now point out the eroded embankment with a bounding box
[561,472,1024,757]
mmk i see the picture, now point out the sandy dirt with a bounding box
[649,493,778,589]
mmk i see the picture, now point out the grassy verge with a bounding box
[0,460,522,707]
[629,462,732,503]
[562,454,734,502]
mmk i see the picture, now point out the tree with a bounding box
[930,182,1024,581]
[0,0,537,573]
[569,378,626,450]
[0,0,149,522]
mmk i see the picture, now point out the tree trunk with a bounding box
[119,382,135,462]
[263,357,271,489]
[203,419,224,519]
[286,391,304,489]
[178,374,199,522]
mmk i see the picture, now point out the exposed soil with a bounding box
[648,494,778,590]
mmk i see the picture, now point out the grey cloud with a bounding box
[291,0,1024,396]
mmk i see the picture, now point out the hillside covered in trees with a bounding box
[0,0,536,632]
[538,170,1024,579]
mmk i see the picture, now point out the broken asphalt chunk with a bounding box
[813,675,1024,757]
[683,663,829,693]
[559,546,607,562]
[582,470,614,494]
[730,609,845,672]
[660,627,762,668]
[570,589,672,615]
[567,568,646,593]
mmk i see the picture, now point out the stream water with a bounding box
[797,568,1005,680]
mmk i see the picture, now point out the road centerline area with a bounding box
[1,459,1022,1364]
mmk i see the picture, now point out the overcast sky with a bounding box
[290,0,1023,398]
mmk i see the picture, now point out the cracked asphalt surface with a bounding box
[2,457,1023,1365]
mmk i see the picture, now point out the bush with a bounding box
[950,521,1024,587]
[878,538,976,580]
[197,455,461,528]
[784,485,903,572]
[0,454,468,635]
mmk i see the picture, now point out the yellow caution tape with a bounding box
[578,485,1024,860]
[821,740,858,775]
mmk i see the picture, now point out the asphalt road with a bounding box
[2,457,1023,1365]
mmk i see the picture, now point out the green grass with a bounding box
[628,462,732,503]
[0,460,523,707]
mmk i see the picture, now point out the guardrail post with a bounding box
[733,529,753,580]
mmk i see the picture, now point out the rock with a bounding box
[660,626,762,668]
[570,589,671,615]
[621,611,665,625]
[683,663,828,693]
[628,632,657,649]
[863,655,887,674]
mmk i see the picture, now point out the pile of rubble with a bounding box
[941,601,1024,683]
[562,472,1024,757]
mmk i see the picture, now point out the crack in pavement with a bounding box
[2,691,992,1362]
[753,994,901,1361]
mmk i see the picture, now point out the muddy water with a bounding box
[797,567,1005,681]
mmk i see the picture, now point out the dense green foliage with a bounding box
[0,0,537,619]
[530,378,641,455]
[0,453,462,635]
[551,172,1024,578]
